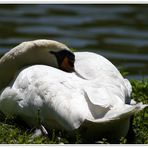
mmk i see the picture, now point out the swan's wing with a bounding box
[83,83,132,120]
[74,52,123,80]
[0,65,93,130]
[84,102,148,124]
[83,87,112,119]
[74,52,132,104]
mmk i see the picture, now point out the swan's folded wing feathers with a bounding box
[83,87,112,119]
[84,105,136,124]
[75,52,123,80]
[84,102,148,124]
[84,87,111,108]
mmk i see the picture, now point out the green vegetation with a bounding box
[0,79,148,144]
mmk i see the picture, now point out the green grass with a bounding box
[0,79,148,144]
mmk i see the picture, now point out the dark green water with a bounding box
[0,4,148,79]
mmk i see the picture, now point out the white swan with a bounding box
[0,41,147,141]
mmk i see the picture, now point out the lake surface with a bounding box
[0,4,148,79]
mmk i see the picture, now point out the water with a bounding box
[0,4,148,79]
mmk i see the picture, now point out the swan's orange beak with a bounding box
[60,57,75,72]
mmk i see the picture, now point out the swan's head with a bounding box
[18,39,75,72]
[49,49,75,72]
[37,39,75,72]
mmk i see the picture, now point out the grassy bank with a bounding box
[0,79,148,144]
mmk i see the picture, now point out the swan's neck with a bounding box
[0,54,19,91]
[0,50,56,92]
[0,48,38,91]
